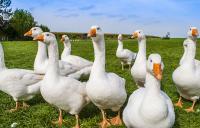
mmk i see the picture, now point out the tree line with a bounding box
[0,0,50,41]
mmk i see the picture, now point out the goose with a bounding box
[116,34,137,70]
[60,35,71,58]
[60,35,93,79]
[34,32,90,127]
[86,26,127,128]
[24,27,80,76]
[24,27,48,74]
[60,35,92,66]
[131,30,146,88]
[0,43,43,112]
[123,54,175,128]
[60,35,92,68]
[173,27,200,112]
[180,27,200,66]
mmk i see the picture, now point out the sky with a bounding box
[11,0,200,37]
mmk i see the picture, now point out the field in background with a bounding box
[0,38,200,128]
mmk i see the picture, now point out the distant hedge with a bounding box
[53,32,160,40]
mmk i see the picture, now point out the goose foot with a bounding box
[52,120,63,127]
[185,100,196,113]
[99,109,111,128]
[99,119,111,128]
[52,109,63,127]
[110,115,122,126]
[22,102,30,109]
[174,97,183,108]
[174,102,183,108]
[9,102,20,112]
[185,107,194,113]
[110,111,122,126]
[9,108,19,112]
[52,119,67,125]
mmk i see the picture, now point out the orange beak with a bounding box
[24,30,32,36]
[34,34,44,42]
[60,37,65,42]
[153,63,162,80]
[87,28,96,37]
[131,32,138,39]
[192,29,199,36]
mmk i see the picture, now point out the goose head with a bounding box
[131,30,145,41]
[87,25,104,42]
[183,27,198,53]
[147,54,164,81]
[24,27,43,39]
[60,35,70,43]
[34,32,56,45]
[118,34,123,41]
[187,27,199,40]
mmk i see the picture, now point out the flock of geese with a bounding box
[0,25,199,128]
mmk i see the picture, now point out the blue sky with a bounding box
[12,0,200,37]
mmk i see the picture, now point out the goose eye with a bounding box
[139,31,141,33]
[46,34,50,36]
[184,44,187,47]
[97,27,100,30]
[33,28,36,30]
[150,59,152,63]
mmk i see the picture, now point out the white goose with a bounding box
[0,43,43,112]
[86,26,127,128]
[24,27,48,74]
[123,54,175,128]
[61,35,92,68]
[60,35,93,79]
[131,30,146,87]
[116,34,137,70]
[61,35,71,58]
[34,32,90,127]
[180,27,200,66]
[24,27,80,76]
[173,27,200,112]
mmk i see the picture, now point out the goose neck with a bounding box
[135,38,146,63]
[63,41,71,56]
[117,40,123,51]
[0,43,6,70]
[138,38,146,55]
[35,41,48,61]
[145,72,161,94]
[91,37,106,75]
[46,40,60,77]
[64,41,71,49]
[180,46,187,65]
[182,42,196,66]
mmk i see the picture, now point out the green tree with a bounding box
[9,9,36,39]
[0,0,12,27]
[39,24,50,32]
[0,0,12,40]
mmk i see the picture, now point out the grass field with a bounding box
[0,38,200,128]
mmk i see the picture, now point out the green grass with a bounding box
[0,38,200,128]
